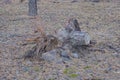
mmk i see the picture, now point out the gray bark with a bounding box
[69,31,91,46]
[28,0,37,16]
[66,18,81,33]
[57,18,90,46]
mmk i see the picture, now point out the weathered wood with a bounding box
[57,18,81,43]
[28,0,37,16]
[69,31,91,46]
[57,18,90,46]
[66,18,81,32]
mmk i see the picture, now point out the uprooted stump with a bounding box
[23,18,91,62]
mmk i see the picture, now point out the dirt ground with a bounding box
[0,0,120,80]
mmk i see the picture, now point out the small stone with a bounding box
[42,49,58,62]
[26,60,33,65]
[90,0,100,2]
[42,49,63,63]
[71,53,79,58]
[60,50,69,58]
[71,0,78,3]
[104,67,112,73]
[62,57,71,61]
[22,67,29,72]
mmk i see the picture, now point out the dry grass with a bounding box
[0,0,120,80]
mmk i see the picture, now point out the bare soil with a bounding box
[0,0,120,80]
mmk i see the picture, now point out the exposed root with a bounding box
[23,35,59,60]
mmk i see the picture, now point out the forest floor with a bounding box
[0,0,120,80]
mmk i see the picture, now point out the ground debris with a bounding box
[23,34,58,60]
[23,18,91,62]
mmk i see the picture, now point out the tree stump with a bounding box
[69,31,91,46]
[57,18,90,46]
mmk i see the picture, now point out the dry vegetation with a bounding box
[0,0,120,80]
